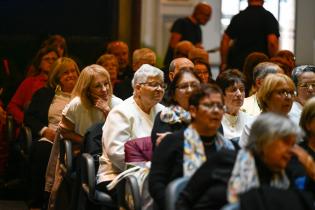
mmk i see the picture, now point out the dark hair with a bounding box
[41,34,67,56]
[32,46,59,75]
[216,69,245,95]
[165,68,201,106]
[193,59,212,80]
[189,83,223,107]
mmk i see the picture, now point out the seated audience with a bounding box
[96,64,165,197]
[299,97,315,191]
[242,52,269,96]
[239,73,295,147]
[228,113,315,203]
[216,69,252,143]
[289,65,315,125]
[149,84,235,210]
[41,34,68,58]
[114,48,157,100]
[174,41,194,59]
[193,60,212,83]
[241,61,282,116]
[270,56,293,76]
[176,150,237,210]
[151,68,201,149]
[106,41,132,81]
[7,47,59,126]
[96,53,119,87]
[45,64,122,209]
[168,57,194,82]
[25,57,80,209]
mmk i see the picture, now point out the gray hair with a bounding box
[246,113,302,153]
[291,65,315,87]
[253,62,281,82]
[131,64,164,89]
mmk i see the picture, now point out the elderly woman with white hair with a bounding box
[228,113,315,205]
[96,64,165,196]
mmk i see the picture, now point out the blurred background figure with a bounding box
[164,2,212,66]
[289,65,315,125]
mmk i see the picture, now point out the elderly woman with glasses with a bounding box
[96,64,165,197]
[149,84,235,210]
[151,68,201,149]
[228,113,315,205]
[239,73,295,148]
[289,65,315,125]
[216,69,253,144]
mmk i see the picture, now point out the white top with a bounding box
[222,111,253,141]
[288,101,303,126]
[62,95,123,136]
[241,94,261,117]
[97,96,165,183]
[238,113,296,148]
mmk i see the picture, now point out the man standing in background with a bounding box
[163,2,212,66]
[220,0,279,71]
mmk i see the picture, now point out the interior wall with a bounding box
[295,0,315,65]
[141,0,315,66]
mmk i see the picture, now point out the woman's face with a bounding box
[261,135,296,171]
[103,59,119,83]
[59,63,79,93]
[266,82,294,115]
[39,51,58,75]
[89,75,110,103]
[194,63,209,83]
[174,73,200,110]
[224,81,245,115]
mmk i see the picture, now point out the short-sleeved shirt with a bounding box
[62,95,123,136]
[164,17,202,65]
[225,5,280,69]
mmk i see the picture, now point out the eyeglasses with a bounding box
[274,89,295,98]
[225,86,245,95]
[199,103,226,112]
[298,82,315,90]
[176,82,200,91]
[140,82,167,90]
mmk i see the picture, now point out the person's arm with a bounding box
[220,33,231,72]
[59,116,82,144]
[169,32,182,49]
[267,34,279,57]
[104,109,132,171]
[291,145,315,180]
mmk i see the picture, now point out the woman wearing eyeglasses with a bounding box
[216,69,253,145]
[96,64,165,198]
[151,68,201,149]
[149,84,235,210]
[239,73,295,148]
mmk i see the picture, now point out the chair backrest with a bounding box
[117,174,142,210]
[81,153,96,198]
[80,152,115,206]
[165,176,190,210]
[18,125,32,158]
[59,139,73,176]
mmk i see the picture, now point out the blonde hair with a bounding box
[257,73,295,112]
[72,64,112,108]
[96,53,118,67]
[47,57,80,90]
[300,97,315,136]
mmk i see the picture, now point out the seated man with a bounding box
[96,64,165,197]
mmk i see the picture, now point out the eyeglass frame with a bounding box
[199,102,226,112]
[139,82,167,90]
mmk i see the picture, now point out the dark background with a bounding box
[0,0,119,70]
[0,0,119,105]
